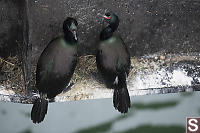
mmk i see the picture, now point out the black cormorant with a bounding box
[96,12,131,113]
[31,17,78,123]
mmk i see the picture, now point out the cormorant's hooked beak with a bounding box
[69,22,78,41]
[72,30,77,41]
[70,28,77,41]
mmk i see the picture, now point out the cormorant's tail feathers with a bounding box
[113,86,130,113]
[31,98,48,124]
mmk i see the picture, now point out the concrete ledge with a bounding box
[1,54,200,104]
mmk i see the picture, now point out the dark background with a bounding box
[27,0,200,58]
[0,0,24,58]
[1,0,200,90]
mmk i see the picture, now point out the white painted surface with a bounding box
[0,92,199,133]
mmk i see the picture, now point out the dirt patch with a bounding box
[0,56,25,95]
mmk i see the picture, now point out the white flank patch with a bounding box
[113,76,118,85]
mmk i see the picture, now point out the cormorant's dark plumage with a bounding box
[31,17,78,123]
[96,12,131,113]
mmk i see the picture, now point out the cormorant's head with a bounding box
[99,12,119,40]
[63,17,78,41]
[103,12,119,25]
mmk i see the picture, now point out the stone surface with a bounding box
[1,0,200,99]
[1,55,200,103]
[27,0,200,58]
[23,0,200,91]
[0,0,24,58]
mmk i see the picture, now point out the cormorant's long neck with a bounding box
[64,31,77,44]
[100,21,119,41]
[110,21,119,32]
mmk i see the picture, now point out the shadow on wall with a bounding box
[0,0,24,58]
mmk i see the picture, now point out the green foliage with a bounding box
[76,113,131,133]
[132,101,179,110]
[18,128,32,133]
[76,121,112,133]
[76,100,180,133]
[120,125,185,133]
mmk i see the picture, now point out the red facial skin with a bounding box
[104,16,111,20]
